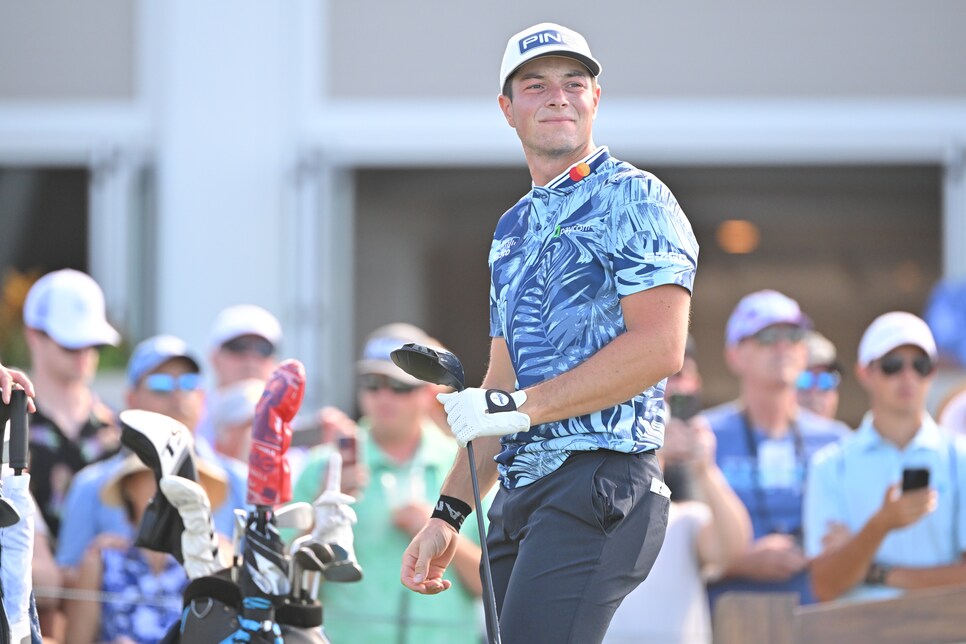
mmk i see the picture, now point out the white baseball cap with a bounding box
[858,311,937,366]
[208,304,282,350]
[357,323,434,386]
[500,22,602,91]
[23,269,121,349]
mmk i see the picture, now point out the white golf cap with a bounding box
[858,311,937,366]
[357,323,434,386]
[23,269,121,349]
[208,304,282,350]
[499,22,601,91]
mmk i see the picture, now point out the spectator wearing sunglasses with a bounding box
[804,312,966,602]
[290,323,489,644]
[194,304,282,448]
[207,304,281,385]
[56,335,238,572]
[702,290,849,613]
[796,331,843,420]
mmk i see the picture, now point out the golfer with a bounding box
[401,22,699,644]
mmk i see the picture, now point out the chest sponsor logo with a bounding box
[553,224,593,237]
[495,237,518,258]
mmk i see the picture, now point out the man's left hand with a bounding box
[437,388,530,447]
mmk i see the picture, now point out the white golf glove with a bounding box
[437,388,530,447]
[159,475,221,579]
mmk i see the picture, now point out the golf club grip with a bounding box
[467,440,502,644]
[8,389,28,472]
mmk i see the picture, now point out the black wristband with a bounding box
[432,495,472,531]
[865,563,891,585]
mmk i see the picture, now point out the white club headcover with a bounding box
[159,475,220,579]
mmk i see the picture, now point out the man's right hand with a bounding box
[729,533,808,581]
[400,519,459,595]
[875,483,937,531]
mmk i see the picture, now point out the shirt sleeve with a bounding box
[609,175,699,298]
[54,473,100,567]
[803,444,846,558]
[488,275,504,338]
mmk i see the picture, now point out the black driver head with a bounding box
[390,343,465,392]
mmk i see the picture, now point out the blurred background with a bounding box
[1,0,965,427]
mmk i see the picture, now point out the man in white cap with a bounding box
[703,290,848,610]
[401,22,698,643]
[22,269,122,542]
[196,304,282,447]
[805,312,966,602]
[207,304,282,386]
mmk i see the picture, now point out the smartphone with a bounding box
[901,467,930,492]
[668,393,701,421]
[338,435,358,466]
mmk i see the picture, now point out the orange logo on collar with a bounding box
[568,162,591,182]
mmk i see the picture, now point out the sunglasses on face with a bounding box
[222,336,275,358]
[751,326,807,346]
[796,370,841,391]
[358,373,421,394]
[41,332,98,354]
[876,354,935,377]
[144,372,204,394]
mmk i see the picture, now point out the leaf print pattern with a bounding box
[488,148,699,489]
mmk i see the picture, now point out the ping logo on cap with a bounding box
[519,29,576,54]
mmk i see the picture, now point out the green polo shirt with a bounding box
[292,418,488,644]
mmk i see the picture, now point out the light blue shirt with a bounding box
[55,453,130,567]
[704,400,848,605]
[803,413,966,601]
[488,147,699,489]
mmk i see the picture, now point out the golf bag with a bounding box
[162,361,339,643]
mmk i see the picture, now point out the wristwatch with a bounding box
[865,562,892,585]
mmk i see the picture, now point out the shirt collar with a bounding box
[533,146,610,195]
[854,411,945,452]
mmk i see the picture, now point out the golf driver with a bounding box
[390,342,501,644]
